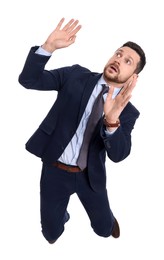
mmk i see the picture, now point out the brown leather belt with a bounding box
[52,161,82,172]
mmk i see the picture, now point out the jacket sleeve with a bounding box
[18,46,72,91]
[100,102,140,162]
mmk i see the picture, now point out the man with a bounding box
[18,18,146,244]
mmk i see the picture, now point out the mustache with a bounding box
[107,63,120,74]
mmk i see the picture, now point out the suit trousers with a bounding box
[40,163,115,242]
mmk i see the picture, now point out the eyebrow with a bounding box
[115,48,134,63]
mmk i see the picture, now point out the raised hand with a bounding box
[42,18,82,53]
[104,75,138,124]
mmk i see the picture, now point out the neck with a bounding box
[102,76,123,88]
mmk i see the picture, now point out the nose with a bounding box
[113,61,120,70]
[114,59,120,65]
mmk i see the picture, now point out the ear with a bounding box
[133,73,138,80]
[130,73,138,81]
[125,73,138,87]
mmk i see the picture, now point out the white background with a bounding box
[1,0,164,259]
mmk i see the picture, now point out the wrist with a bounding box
[103,117,120,128]
[41,43,55,53]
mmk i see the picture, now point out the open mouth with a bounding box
[109,64,119,73]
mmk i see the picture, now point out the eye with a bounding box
[125,59,131,65]
[116,52,121,58]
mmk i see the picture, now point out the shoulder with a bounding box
[67,64,98,75]
[61,64,100,79]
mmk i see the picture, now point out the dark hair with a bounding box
[122,41,146,74]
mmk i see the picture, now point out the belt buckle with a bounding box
[67,165,72,172]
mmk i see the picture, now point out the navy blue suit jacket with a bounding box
[18,46,140,191]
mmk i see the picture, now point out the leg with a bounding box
[40,163,75,242]
[76,172,115,237]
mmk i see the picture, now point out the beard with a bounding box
[103,66,129,84]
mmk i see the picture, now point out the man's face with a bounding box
[103,46,140,86]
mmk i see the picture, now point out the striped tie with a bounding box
[77,84,109,170]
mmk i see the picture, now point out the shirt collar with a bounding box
[98,75,121,99]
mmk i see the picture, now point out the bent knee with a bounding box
[93,225,113,238]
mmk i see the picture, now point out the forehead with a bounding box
[116,46,140,62]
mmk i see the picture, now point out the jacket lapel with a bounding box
[77,74,102,125]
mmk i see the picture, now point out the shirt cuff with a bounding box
[104,128,117,136]
[35,46,52,56]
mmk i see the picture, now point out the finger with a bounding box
[120,95,132,108]
[56,17,65,30]
[127,76,138,92]
[106,85,114,100]
[62,18,75,31]
[67,20,80,33]
[121,76,137,95]
[68,35,76,44]
[69,25,82,38]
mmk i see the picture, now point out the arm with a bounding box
[101,102,140,162]
[41,18,82,53]
[103,75,138,131]
[18,18,82,90]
